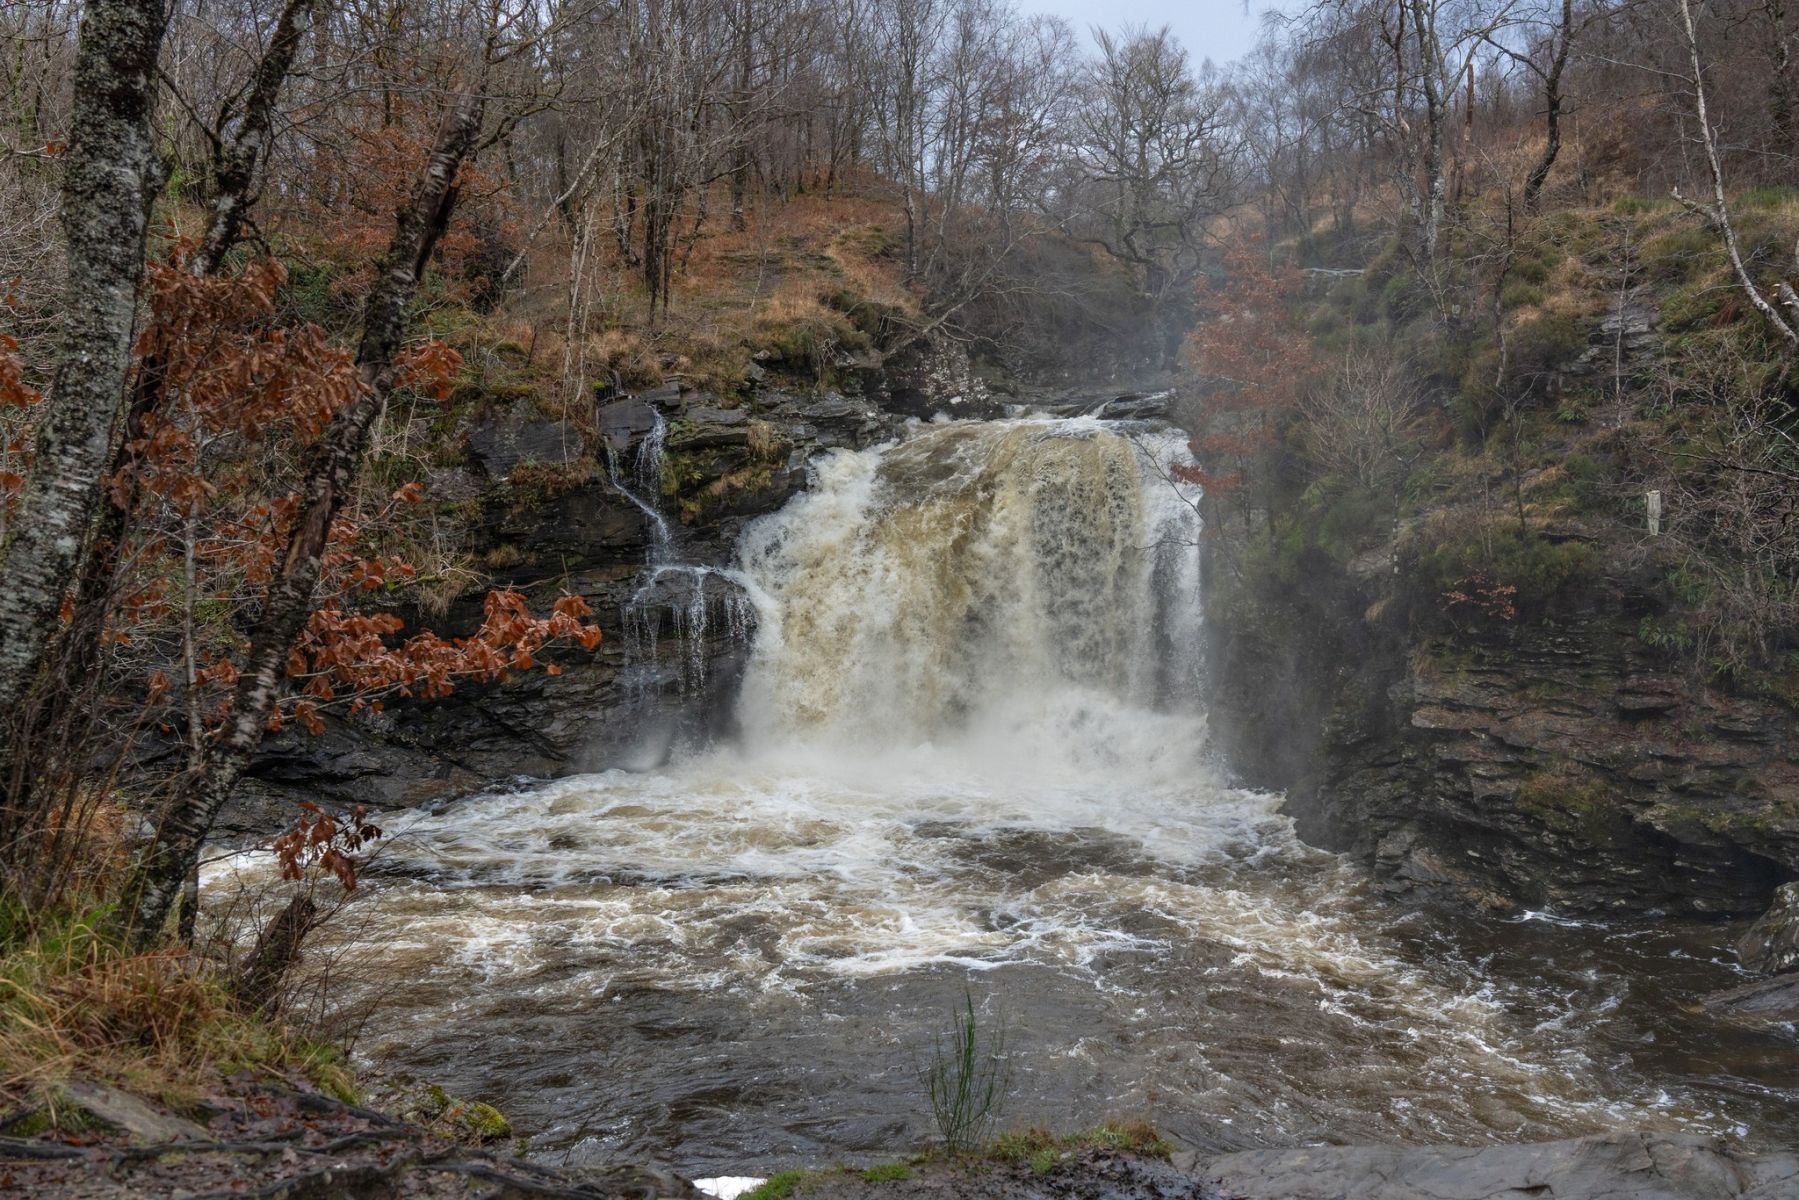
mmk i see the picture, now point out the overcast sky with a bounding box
[1034,0,1271,69]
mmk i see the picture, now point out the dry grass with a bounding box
[586,328,663,390]
[0,904,356,1119]
[481,180,918,401]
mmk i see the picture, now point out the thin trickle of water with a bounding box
[633,412,668,523]
[606,408,672,560]
[625,564,763,697]
[610,406,761,703]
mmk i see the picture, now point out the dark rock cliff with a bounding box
[1207,522,1799,922]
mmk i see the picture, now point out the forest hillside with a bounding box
[0,0,1796,1195]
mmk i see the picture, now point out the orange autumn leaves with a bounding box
[5,246,600,745]
[279,592,602,736]
[272,801,383,890]
[1,317,43,510]
[1176,242,1318,499]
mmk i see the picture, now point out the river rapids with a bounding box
[210,417,1796,1175]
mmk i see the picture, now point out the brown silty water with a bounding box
[207,419,1799,1178]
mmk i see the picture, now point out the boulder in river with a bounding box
[1737,881,1799,975]
[1703,971,1799,1025]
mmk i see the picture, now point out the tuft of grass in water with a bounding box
[921,989,1010,1156]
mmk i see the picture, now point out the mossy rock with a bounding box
[507,457,601,510]
[386,1080,513,1144]
[676,462,783,523]
[1514,765,1619,834]
[463,1101,511,1139]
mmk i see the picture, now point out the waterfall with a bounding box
[623,563,763,697]
[605,408,672,559]
[733,417,1204,773]
[291,418,1765,1166]
[613,407,762,702]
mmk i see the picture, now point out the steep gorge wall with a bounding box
[1205,412,1798,917]
[1210,566,1797,918]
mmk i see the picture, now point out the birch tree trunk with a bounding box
[55,0,316,735]
[1409,0,1447,263]
[191,0,316,278]
[1674,0,1799,347]
[0,0,167,721]
[1523,0,1572,211]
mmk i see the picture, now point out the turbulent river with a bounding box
[217,417,1797,1176]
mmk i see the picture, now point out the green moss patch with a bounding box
[743,1169,814,1199]
[987,1120,1174,1168]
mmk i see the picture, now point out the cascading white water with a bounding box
[625,563,763,697]
[613,407,762,699]
[208,414,1797,1175]
[733,418,1205,774]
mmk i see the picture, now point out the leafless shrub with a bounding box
[1647,338,1799,682]
[1300,345,1428,498]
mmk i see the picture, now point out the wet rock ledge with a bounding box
[8,1118,1794,1200]
[716,1134,1795,1200]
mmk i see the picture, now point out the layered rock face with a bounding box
[1330,622,1795,917]
[1210,568,1799,921]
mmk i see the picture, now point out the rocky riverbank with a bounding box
[752,1134,1799,1200]
[1209,575,1799,921]
[12,1117,1794,1200]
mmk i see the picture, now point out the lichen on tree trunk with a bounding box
[0,0,168,723]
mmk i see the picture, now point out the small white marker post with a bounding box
[1646,489,1662,536]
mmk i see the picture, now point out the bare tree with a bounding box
[1671,0,1799,348]
[1759,0,1797,156]
[1064,26,1239,363]
[1301,345,1427,566]
[1302,346,1427,496]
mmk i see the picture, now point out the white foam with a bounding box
[200,416,1755,1153]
